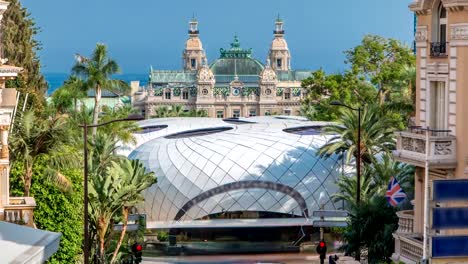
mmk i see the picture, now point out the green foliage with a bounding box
[51,76,87,114]
[318,103,395,165]
[301,35,415,124]
[157,231,169,242]
[72,43,130,136]
[2,0,48,106]
[345,35,415,100]
[342,196,398,263]
[9,159,83,263]
[10,109,81,196]
[152,105,208,118]
[88,156,156,262]
[301,69,376,121]
[332,154,414,209]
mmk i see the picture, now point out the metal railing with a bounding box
[407,126,451,137]
[430,42,448,57]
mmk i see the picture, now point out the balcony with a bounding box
[430,42,448,58]
[392,210,423,264]
[1,197,36,227]
[393,127,457,168]
[396,210,414,234]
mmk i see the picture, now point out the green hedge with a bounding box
[10,159,84,263]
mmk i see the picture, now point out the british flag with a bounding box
[386,177,407,207]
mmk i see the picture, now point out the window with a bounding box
[216,110,224,118]
[182,91,189,100]
[438,2,447,43]
[249,109,256,117]
[165,91,171,100]
[284,109,291,116]
[431,2,448,57]
[276,58,282,68]
[284,92,291,100]
[265,110,271,116]
[429,81,447,130]
[191,58,197,69]
[233,110,240,118]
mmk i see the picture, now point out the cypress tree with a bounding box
[2,0,47,107]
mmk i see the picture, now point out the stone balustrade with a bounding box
[393,127,457,168]
[2,197,36,227]
[392,210,423,263]
[399,235,424,263]
[396,210,414,234]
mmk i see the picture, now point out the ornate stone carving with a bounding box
[197,59,215,84]
[415,26,428,42]
[402,137,426,154]
[434,141,453,155]
[451,23,468,40]
[260,59,277,84]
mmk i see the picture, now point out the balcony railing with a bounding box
[2,197,36,227]
[392,210,423,263]
[393,126,456,168]
[396,210,414,234]
[430,42,448,57]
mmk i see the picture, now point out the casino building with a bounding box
[132,17,313,118]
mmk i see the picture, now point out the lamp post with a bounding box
[79,114,144,264]
[330,101,362,205]
[330,101,362,261]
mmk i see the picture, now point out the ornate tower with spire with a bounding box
[268,15,291,71]
[182,16,206,71]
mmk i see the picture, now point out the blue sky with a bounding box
[22,0,414,74]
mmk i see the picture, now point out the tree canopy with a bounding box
[2,0,48,107]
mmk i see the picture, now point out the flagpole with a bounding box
[422,127,430,263]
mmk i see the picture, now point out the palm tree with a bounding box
[153,106,170,118]
[88,159,155,263]
[332,171,377,210]
[10,110,80,196]
[170,105,185,117]
[333,158,413,209]
[318,103,395,165]
[109,159,156,263]
[98,106,139,145]
[51,76,87,114]
[72,43,129,136]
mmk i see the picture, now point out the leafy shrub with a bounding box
[10,159,83,263]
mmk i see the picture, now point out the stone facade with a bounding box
[393,1,468,263]
[132,17,312,118]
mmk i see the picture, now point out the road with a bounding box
[142,253,342,264]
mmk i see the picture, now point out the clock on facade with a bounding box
[265,88,272,95]
[232,87,240,96]
[202,89,209,95]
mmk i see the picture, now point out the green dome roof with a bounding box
[210,35,264,76]
[210,57,264,75]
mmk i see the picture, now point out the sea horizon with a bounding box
[44,72,149,95]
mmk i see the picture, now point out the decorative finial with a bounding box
[266,58,271,68]
[276,13,282,22]
[202,57,208,66]
[191,12,197,22]
[231,34,240,49]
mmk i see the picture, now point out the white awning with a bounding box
[0,221,61,263]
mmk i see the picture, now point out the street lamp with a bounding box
[79,113,144,264]
[330,101,362,205]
